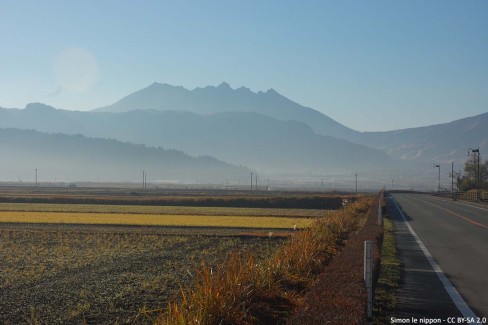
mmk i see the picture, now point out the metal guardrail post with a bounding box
[364,240,373,320]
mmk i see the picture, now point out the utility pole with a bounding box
[250,172,253,191]
[355,172,358,195]
[476,150,480,200]
[142,171,145,189]
[35,169,38,187]
[433,164,440,193]
[451,161,454,199]
[255,176,258,191]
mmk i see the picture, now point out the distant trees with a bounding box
[455,155,488,191]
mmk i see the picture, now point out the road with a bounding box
[388,193,488,319]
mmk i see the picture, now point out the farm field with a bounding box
[0,225,285,324]
[0,202,325,217]
[0,186,350,209]
[0,186,346,324]
[0,211,312,229]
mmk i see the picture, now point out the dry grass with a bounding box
[0,211,312,229]
[155,198,372,325]
[374,216,400,324]
[289,194,383,324]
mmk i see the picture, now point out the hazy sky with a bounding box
[1,0,487,131]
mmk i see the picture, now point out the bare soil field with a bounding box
[0,224,285,324]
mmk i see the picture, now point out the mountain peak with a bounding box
[147,82,179,90]
[25,102,57,111]
[237,86,252,93]
[93,81,357,139]
[217,82,231,89]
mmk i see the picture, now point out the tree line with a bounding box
[454,155,488,191]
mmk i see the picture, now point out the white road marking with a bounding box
[389,196,480,321]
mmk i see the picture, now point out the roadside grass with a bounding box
[154,198,372,324]
[374,215,400,324]
[0,211,312,229]
[288,194,383,324]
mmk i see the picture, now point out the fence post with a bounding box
[377,197,383,226]
[364,240,373,320]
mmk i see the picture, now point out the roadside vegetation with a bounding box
[155,197,372,324]
[454,155,488,191]
[289,195,383,324]
[374,215,401,324]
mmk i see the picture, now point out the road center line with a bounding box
[436,206,488,230]
[389,197,479,320]
[407,195,488,230]
[429,196,488,212]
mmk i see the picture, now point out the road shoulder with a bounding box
[386,196,463,321]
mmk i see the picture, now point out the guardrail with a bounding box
[434,190,488,202]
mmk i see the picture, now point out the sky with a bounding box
[1,0,487,132]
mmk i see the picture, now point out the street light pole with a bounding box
[451,161,454,200]
[468,148,480,200]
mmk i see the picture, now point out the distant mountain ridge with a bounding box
[91,81,488,165]
[0,128,249,183]
[95,82,359,139]
[348,112,488,164]
[0,106,391,174]
[1,82,486,179]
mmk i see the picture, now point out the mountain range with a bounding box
[352,113,488,164]
[94,82,488,165]
[0,128,248,183]
[1,82,486,184]
[95,82,358,140]
[0,103,392,174]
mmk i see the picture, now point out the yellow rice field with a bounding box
[0,211,312,229]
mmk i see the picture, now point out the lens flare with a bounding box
[55,47,98,93]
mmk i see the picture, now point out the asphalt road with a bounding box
[389,193,488,319]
